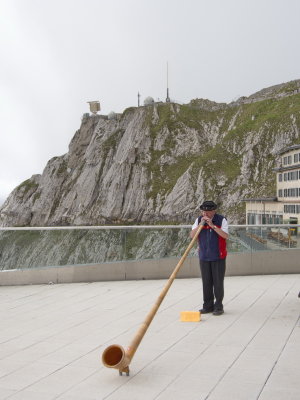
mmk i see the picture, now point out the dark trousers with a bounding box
[199,259,226,310]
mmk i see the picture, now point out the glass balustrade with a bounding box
[0,224,299,271]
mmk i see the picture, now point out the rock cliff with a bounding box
[1,80,300,226]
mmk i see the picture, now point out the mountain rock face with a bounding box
[1,80,300,227]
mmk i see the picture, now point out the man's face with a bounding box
[202,210,216,219]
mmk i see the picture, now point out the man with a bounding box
[190,200,229,316]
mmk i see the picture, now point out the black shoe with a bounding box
[213,309,224,316]
[199,308,213,314]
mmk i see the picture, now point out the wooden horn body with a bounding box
[102,223,204,375]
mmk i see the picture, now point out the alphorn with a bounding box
[101,223,204,375]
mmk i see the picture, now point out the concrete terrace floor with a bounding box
[0,274,299,400]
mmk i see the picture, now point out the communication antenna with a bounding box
[138,92,141,107]
[166,62,170,103]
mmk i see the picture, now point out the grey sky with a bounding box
[1,0,299,204]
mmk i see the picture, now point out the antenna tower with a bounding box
[166,62,170,103]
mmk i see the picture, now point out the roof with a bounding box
[277,144,300,155]
[0,275,299,399]
[273,163,300,172]
[241,197,277,202]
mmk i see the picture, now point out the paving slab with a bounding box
[0,275,299,400]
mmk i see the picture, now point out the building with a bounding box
[87,101,100,114]
[245,145,300,225]
[244,197,282,225]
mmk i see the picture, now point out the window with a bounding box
[288,155,292,164]
[274,215,283,224]
[284,173,287,181]
[283,156,288,165]
[247,213,256,224]
[284,204,300,213]
[294,154,299,163]
[292,171,297,180]
[278,189,282,197]
[284,187,300,197]
[278,174,282,182]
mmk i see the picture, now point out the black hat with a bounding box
[200,201,218,211]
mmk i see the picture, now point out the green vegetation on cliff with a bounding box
[142,91,300,219]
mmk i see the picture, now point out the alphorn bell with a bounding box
[101,222,204,376]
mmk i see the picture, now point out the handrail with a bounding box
[0,224,299,231]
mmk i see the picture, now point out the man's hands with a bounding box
[201,216,214,228]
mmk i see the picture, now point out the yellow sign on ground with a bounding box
[180,311,201,322]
